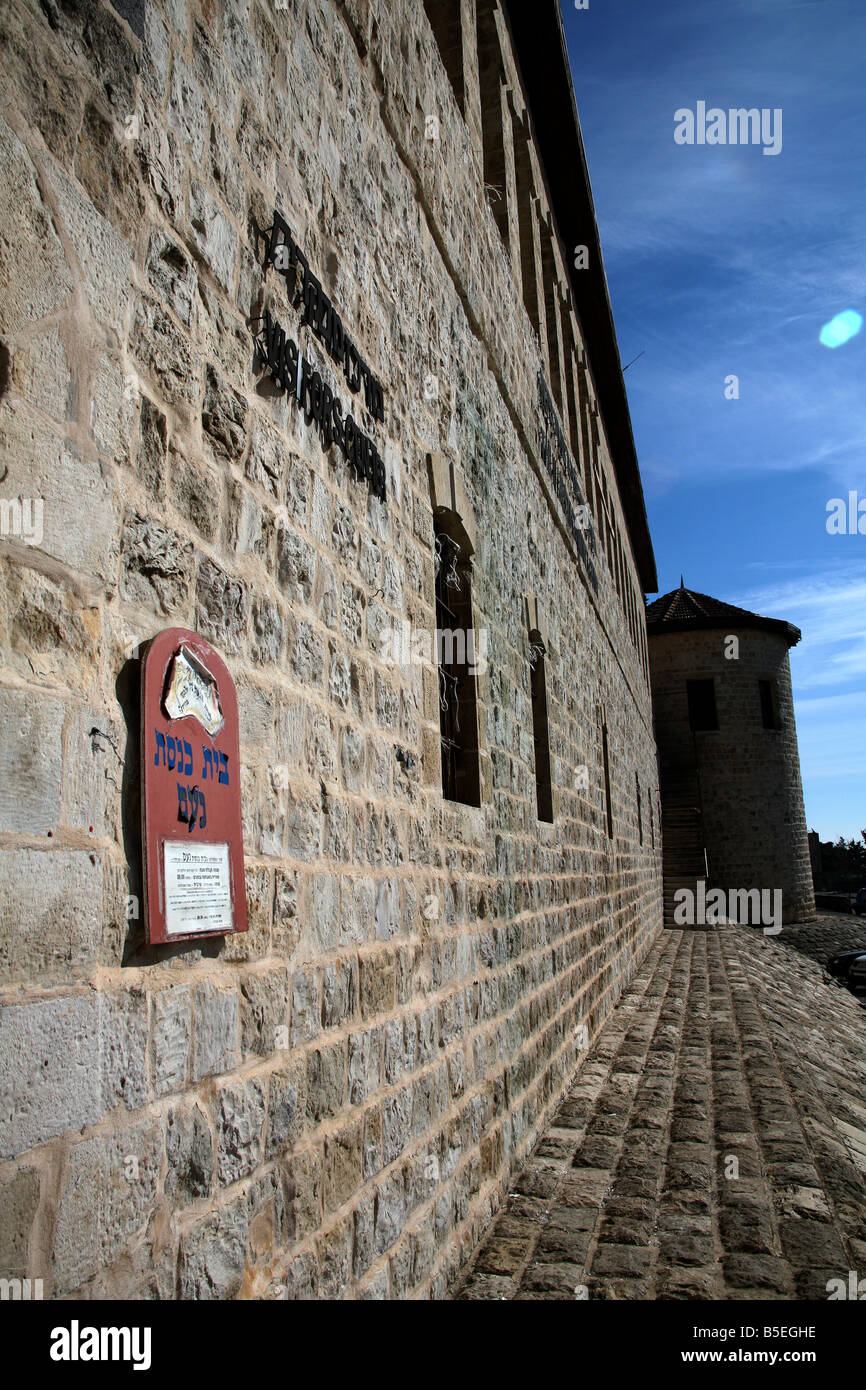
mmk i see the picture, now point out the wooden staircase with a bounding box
[660,765,708,928]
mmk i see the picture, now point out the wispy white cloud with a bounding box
[564,0,866,838]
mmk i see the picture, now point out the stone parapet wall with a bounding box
[0,0,661,1298]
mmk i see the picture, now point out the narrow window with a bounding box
[759,678,781,730]
[434,516,480,805]
[648,787,655,848]
[687,678,718,732]
[636,771,643,845]
[564,338,583,475]
[511,107,542,336]
[601,719,613,839]
[529,630,553,822]
[541,237,564,413]
[476,1,509,247]
[423,1,465,114]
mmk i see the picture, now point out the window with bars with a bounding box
[434,518,481,806]
[529,630,554,823]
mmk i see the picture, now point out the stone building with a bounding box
[647,583,815,927]
[0,0,661,1299]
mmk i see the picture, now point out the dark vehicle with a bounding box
[854,887,866,916]
[826,948,866,992]
[826,949,866,977]
[849,956,866,991]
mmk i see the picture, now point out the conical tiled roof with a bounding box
[646,583,800,645]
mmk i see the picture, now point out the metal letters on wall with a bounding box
[252,209,387,502]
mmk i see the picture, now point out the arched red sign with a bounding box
[141,628,248,944]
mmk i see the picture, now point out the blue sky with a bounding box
[562,0,866,840]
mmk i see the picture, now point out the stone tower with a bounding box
[647,583,816,926]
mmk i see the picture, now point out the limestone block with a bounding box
[202,362,248,460]
[231,486,266,557]
[190,981,238,1081]
[0,408,117,584]
[0,8,83,167]
[309,873,339,953]
[239,967,289,1058]
[150,982,191,1097]
[0,116,73,334]
[129,294,199,409]
[74,99,145,243]
[0,1167,39,1278]
[135,397,168,498]
[10,327,72,421]
[99,986,149,1113]
[165,1102,213,1203]
[52,1116,163,1292]
[43,159,132,330]
[305,1042,346,1124]
[192,23,239,126]
[319,1214,352,1298]
[168,57,206,163]
[265,1063,303,1159]
[0,848,103,986]
[245,416,284,499]
[120,512,194,614]
[0,688,63,834]
[374,1171,404,1256]
[222,6,265,108]
[0,994,102,1159]
[141,3,169,98]
[178,1192,249,1300]
[54,0,139,116]
[195,558,250,653]
[146,230,196,326]
[169,447,221,542]
[189,180,238,294]
[277,526,316,604]
[252,597,283,664]
[215,1076,266,1186]
[291,969,320,1046]
[134,99,184,221]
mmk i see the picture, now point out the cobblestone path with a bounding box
[452,924,866,1300]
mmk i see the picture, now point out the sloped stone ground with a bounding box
[452,922,866,1300]
[778,910,866,982]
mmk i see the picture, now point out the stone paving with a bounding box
[452,922,866,1300]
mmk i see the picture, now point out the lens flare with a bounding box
[819,310,863,348]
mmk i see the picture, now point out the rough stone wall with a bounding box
[0,0,662,1298]
[650,629,815,924]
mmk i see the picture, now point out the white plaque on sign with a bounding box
[163,840,233,936]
